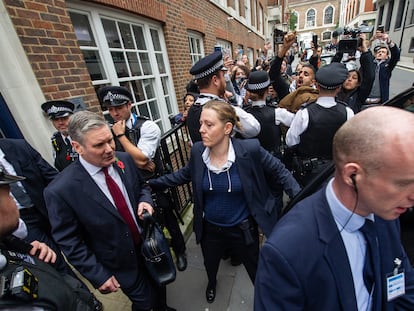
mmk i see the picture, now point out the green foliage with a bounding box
[289,12,297,31]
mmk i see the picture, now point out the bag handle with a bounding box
[142,211,156,239]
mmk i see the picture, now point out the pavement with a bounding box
[83,211,254,311]
[397,55,414,71]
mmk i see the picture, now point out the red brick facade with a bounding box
[289,0,340,44]
[4,0,267,113]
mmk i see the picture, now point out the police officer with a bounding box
[286,62,354,186]
[97,85,188,272]
[41,100,78,171]
[186,51,260,143]
[0,168,97,310]
[245,71,286,215]
[245,71,282,158]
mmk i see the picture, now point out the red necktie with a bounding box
[102,166,141,245]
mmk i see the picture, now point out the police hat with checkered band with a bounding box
[315,62,348,90]
[189,51,227,80]
[41,100,75,119]
[98,86,133,108]
[245,70,271,92]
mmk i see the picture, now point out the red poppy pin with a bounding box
[115,157,125,173]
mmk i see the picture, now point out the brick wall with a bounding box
[4,0,101,111]
[4,0,267,112]
[290,0,340,41]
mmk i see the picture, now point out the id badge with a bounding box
[386,258,405,301]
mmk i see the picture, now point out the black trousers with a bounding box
[154,190,186,256]
[126,251,168,311]
[200,219,259,287]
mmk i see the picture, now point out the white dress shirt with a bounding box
[286,97,354,147]
[326,178,374,311]
[79,156,140,230]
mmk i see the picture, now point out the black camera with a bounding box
[0,266,39,301]
[273,28,286,45]
[338,27,362,55]
[343,27,361,39]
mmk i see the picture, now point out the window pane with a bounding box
[119,22,134,49]
[322,32,331,40]
[150,29,161,51]
[102,19,121,48]
[324,7,333,24]
[149,100,160,119]
[156,54,166,74]
[111,51,129,77]
[144,79,155,98]
[161,76,168,95]
[70,12,96,46]
[156,120,164,133]
[140,52,152,75]
[133,25,146,50]
[165,96,172,114]
[127,52,142,76]
[131,80,144,102]
[82,50,106,80]
[307,9,315,27]
[138,103,150,117]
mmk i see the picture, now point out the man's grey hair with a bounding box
[68,110,109,145]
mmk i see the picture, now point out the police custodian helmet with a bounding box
[189,51,227,80]
[97,86,133,108]
[41,100,75,120]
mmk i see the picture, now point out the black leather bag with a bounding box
[141,212,176,286]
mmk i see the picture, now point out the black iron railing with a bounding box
[158,122,193,215]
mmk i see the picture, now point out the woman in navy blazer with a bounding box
[149,100,300,303]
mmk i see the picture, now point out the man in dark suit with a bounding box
[254,106,414,310]
[0,139,65,266]
[44,110,174,311]
[0,138,103,310]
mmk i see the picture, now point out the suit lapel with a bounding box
[113,160,137,212]
[75,162,124,221]
[317,196,359,310]
[232,140,253,205]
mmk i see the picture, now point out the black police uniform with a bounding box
[187,51,228,143]
[244,71,282,158]
[288,63,352,186]
[41,100,78,171]
[50,133,78,171]
[0,169,95,310]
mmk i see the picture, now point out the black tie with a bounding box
[359,219,382,310]
[64,137,71,145]
[0,163,33,208]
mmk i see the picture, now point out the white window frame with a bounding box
[306,8,316,28]
[67,2,177,133]
[247,47,254,67]
[258,4,263,34]
[244,0,251,26]
[216,39,233,59]
[322,31,332,41]
[188,31,205,65]
[323,5,334,25]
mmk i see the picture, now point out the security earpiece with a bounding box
[350,174,357,193]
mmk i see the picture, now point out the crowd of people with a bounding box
[1,26,413,311]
